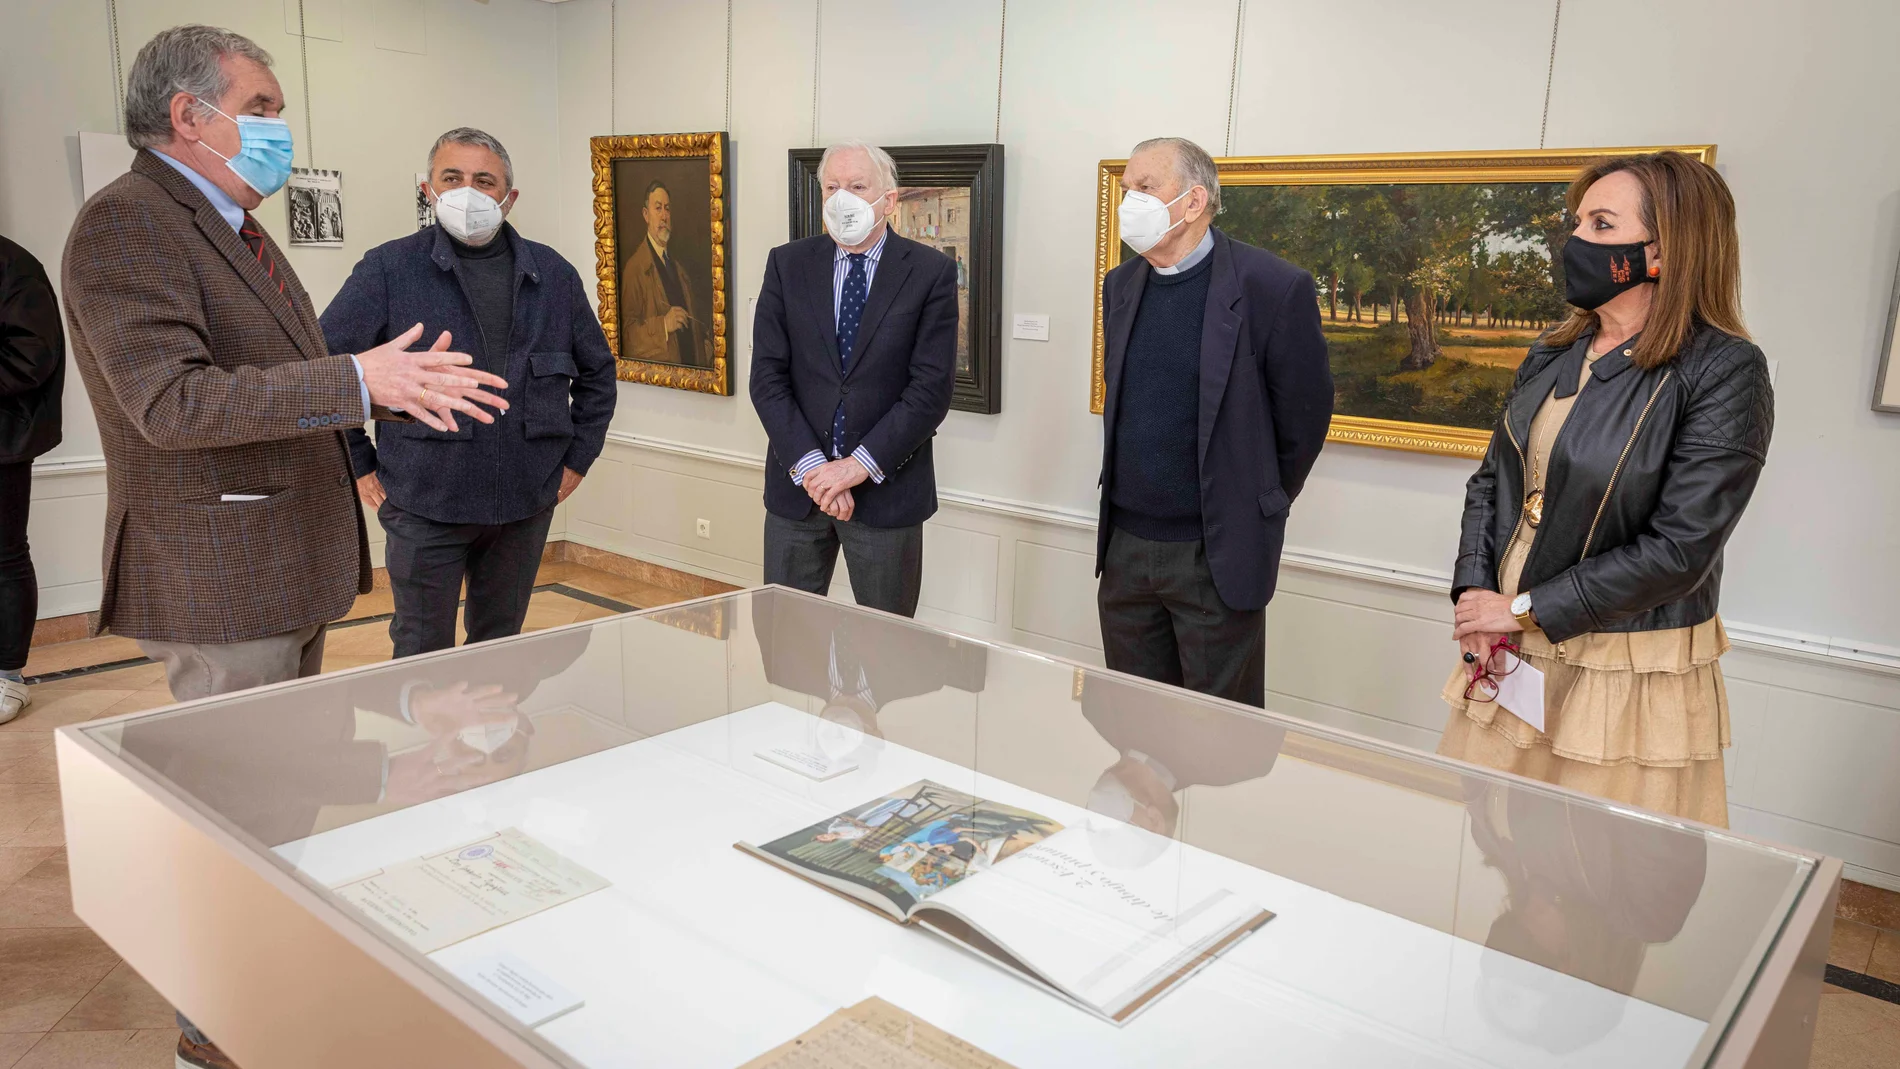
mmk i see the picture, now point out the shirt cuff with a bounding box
[790,450,827,487]
[349,355,371,421]
[851,445,885,484]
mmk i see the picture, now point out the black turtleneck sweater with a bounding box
[1109,252,1214,541]
[446,227,515,372]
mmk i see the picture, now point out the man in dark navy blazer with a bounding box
[322,128,616,657]
[750,140,959,617]
[1097,137,1334,707]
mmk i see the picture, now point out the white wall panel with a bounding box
[917,523,1000,624]
[1010,541,1103,651]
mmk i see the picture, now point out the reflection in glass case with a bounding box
[57,588,1839,1069]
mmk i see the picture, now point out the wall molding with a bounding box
[599,432,1900,677]
[29,453,107,477]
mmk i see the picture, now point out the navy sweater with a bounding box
[1108,254,1213,541]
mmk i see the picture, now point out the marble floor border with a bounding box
[21,583,641,688]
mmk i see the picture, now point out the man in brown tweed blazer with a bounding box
[62,27,515,1068]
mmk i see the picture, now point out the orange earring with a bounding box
[1648,264,1661,278]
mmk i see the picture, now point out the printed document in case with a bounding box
[331,827,609,954]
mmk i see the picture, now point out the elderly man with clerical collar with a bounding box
[1094,136,1335,707]
[322,127,617,659]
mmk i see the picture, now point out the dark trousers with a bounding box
[380,500,556,658]
[763,509,923,617]
[0,461,34,673]
[1097,526,1265,707]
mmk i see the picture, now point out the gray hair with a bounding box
[428,127,514,189]
[818,139,898,196]
[124,25,274,150]
[1131,136,1222,215]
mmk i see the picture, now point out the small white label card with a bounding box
[1011,313,1050,341]
[446,951,583,1028]
[755,745,860,781]
[1495,651,1547,734]
[220,494,268,502]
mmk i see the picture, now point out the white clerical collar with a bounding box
[1152,229,1214,275]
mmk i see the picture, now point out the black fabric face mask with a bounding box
[1562,235,1655,310]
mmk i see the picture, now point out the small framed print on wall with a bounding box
[789,143,1005,414]
[1875,248,1900,412]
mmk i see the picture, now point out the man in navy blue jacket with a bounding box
[322,128,615,657]
[750,140,958,617]
[1097,137,1333,706]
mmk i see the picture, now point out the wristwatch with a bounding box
[1511,592,1537,632]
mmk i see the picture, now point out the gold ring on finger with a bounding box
[419,387,431,406]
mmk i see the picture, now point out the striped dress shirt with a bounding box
[791,228,889,489]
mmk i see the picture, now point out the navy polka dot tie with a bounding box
[833,253,868,457]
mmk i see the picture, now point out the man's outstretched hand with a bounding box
[355,323,510,432]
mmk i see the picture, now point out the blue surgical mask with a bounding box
[192,99,295,197]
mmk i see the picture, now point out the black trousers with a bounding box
[763,509,924,617]
[1097,526,1265,707]
[0,460,33,672]
[379,500,556,659]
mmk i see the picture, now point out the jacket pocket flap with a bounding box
[529,351,579,378]
[1259,486,1290,518]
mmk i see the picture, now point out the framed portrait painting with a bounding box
[1090,146,1715,457]
[789,143,1004,414]
[591,132,733,395]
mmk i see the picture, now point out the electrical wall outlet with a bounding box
[695,518,712,539]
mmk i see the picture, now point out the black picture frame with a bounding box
[789,143,1004,414]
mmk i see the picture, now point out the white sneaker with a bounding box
[0,678,28,725]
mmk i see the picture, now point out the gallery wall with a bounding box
[10,1,1900,884]
[548,0,1900,656]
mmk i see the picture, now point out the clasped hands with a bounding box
[1452,588,1520,673]
[355,322,510,433]
[804,456,870,522]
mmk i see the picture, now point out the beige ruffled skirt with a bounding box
[1437,618,1731,827]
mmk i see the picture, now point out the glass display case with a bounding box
[56,587,1838,1069]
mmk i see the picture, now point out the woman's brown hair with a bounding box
[1544,151,1748,369]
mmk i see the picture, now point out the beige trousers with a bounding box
[137,623,328,703]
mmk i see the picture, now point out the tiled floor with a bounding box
[0,560,686,1068]
[4,560,1899,1067]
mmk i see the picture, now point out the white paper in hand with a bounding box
[1495,649,1547,734]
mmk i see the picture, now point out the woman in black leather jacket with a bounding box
[1439,151,1773,827]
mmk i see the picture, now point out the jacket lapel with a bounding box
[134,154,325,361]
[1506,338,1579,445]
[1197,231,1243,469]
[805,239,842,371]
[843,232,913,377]
[1101,261,1148,435]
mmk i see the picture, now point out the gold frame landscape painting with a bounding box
[1090,146,1716,458]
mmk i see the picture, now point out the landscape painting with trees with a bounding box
[1090,148,1713,457]
[1219,180,1570,434]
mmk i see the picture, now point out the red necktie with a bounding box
[238,212,288,302]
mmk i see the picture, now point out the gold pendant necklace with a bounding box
[1525,489,1544,528]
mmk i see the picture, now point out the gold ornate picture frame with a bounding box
[591,132,733,395]
[1091,146,1716,457]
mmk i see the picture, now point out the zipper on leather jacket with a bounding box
[1580,371,1672,560]
[1495,416,1530,592]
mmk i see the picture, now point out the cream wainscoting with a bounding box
[564,431,1900,894]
